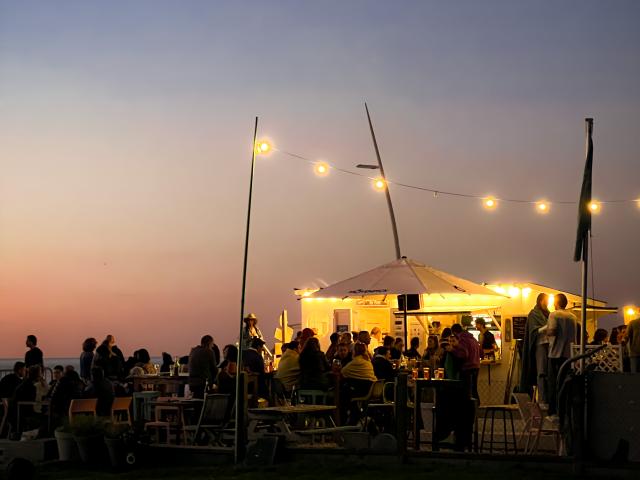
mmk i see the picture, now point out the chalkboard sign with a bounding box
[512,316,527,340]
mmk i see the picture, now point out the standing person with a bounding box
[625,314,640,373]
[188,335,218,399]
[357,331,372,356]
[447,324,481,402]
[422,335,444,371]
[24,335,43,368]
[369,327,382,353]
[546,293,578,415]
[94,335,124,381]
[80,338,98,383]
[520,293,550,404]
[440,329,460,380]
[242,313,264,349]
[475,318,498,358]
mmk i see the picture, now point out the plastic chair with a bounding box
[68,399,97,425]
[296,389,328,405]
[111,397,132,425]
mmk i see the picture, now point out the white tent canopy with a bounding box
[310,257,505,299]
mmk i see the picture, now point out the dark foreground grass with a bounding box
[4,462,604,480]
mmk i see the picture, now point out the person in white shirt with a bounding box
[546,293,578,415]
[369,327,382,355]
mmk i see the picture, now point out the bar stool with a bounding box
[479,404,518,454]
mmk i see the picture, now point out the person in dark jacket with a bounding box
[79,338,97,382]
[372,347,396,382]
[85,368,114,416]
[188,335,218,399]
[405,337,421,359]
[50,370,84,421]
[0,362,25,399]
[24,335,43,368]
[299,337,330,390]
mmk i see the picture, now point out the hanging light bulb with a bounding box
[255,140,271,155]
[536,200,550,214]
[314,162,329,177]
[589,200,601,213]
[482,196,497,210]
[373,178,386,191]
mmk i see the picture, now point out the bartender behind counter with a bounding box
[475,318,498,359]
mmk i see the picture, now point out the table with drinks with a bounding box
[405,359,463,451]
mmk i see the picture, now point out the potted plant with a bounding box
[70,416,106,464]
[103,422,136,469]
[54,421,79,462]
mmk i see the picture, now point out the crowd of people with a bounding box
[520,293,640,417]
[2,302,639,441]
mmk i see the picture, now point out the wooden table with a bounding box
[132,374,189,394]
[146,397,203,445]
[410,378,463,451]
[248,405,338,441]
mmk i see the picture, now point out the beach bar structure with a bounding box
[295,257,616,404]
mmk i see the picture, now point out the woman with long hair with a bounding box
[298,337,330,391]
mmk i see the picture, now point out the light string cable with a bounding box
[271,146,640,207]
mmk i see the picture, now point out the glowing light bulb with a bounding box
[548,294,555,311]
[627,307,636,316]
[588,200,601,213]
[255,140,271,154]
[483,196,497,210]
[494,286,506,294]
[536,201,550,214]
[373,178,386,191]
[508,286,521,298]
[314,162,329,177]
[522,287,532,298]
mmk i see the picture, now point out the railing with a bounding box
[570,344,622,373]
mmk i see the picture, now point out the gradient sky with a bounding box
[1,1,639,358]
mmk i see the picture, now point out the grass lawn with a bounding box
[5,461,594,480]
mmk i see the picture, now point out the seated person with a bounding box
[135,349,157,374]
[242,338,267,398]
[46,365,64,398]
[340,343,377,424]
[11,365,44,434]
[405,337,421,359]
[333,342,353,367]
[0,361,25,399]
[298,338,330,391]
[422,335,444,371]
[372,346,396,382]
[392,338,404,360]
[160,352,173,373]
[85,367,114,417]
[274,341,300,393]
[325,333,339,362]
[50,370,84,422]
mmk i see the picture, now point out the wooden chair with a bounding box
[144,397,184,445]
[68,399,97,425]
[111,397,132,425]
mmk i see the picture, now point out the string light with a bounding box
[263,142,640,213]
[255,140,271,155]
[536,200,550,214]
[314,162,329,177]
[483,196,497,210]
[373,178,387,191]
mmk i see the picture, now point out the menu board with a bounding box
[512,316,527,341]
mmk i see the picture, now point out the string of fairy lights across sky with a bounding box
[254,140,640,215]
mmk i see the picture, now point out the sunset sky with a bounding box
[1,1,639,358]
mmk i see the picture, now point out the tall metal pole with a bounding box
[365,103,401,260]
[580,119,593,367]
[234,116,259,464]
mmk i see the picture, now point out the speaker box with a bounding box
[397,294,420,311]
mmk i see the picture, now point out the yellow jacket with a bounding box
[341,356,376,382]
